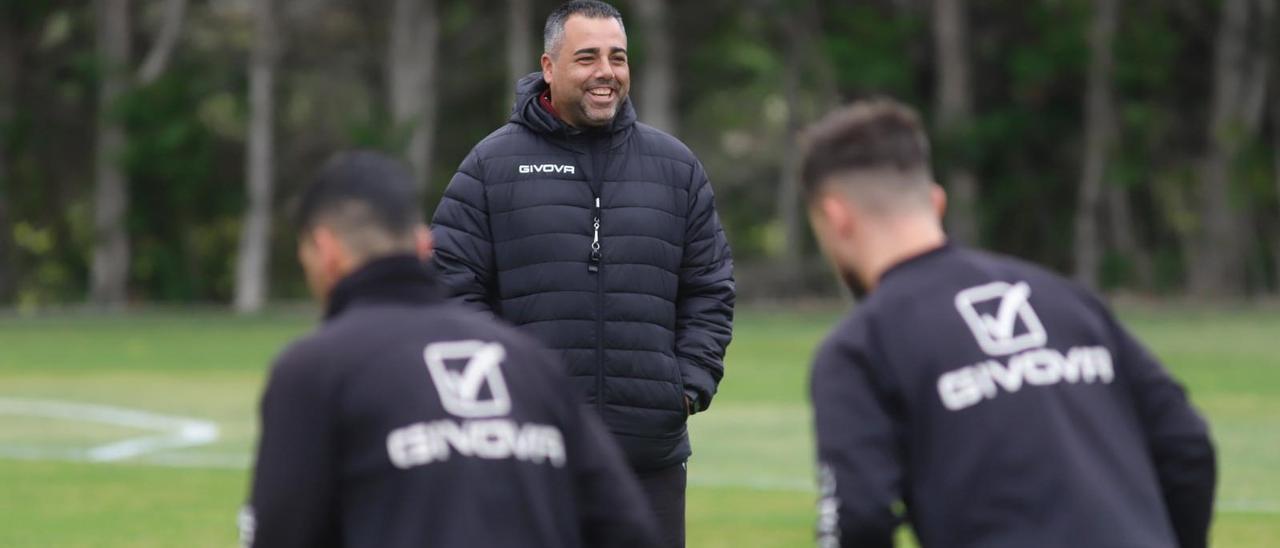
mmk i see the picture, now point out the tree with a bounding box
[1190,0,1271,296]
[629,0,676,134]
[931,0,979,246]
[90,0,132,307]
[507,0,533,94]
[1264,0,1280,291]
[776,0,833,266]
[0,9,16,301]
[1071,0,1118,289]
[233,0,281,314]
[1275,94,1280,292]
[387,0,440,191]
[1105,184,1153,288]
[90,0,187,307]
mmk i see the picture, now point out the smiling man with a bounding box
[800,100,1216,548]
[431,2,734,546]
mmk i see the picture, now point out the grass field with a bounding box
[0,305,1277,547]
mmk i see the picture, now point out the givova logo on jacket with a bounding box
[938,281,1114,411]
[386,340,566,469]
[518,163,576,174]
[954,281,1045,356]
[425,341,512,418]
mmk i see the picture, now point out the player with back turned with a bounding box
[798,100,1216,548]
[240,151,657,548]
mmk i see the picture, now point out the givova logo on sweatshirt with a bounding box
[938,281,1114,411]
[385,340,566,469]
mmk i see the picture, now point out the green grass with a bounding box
[0,306,1277,547]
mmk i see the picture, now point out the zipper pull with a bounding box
[589,197,601,273]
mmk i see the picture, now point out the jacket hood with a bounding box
[509,71,636,136]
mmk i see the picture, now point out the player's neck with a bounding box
[856,218,947,291]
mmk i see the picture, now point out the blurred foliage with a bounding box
[0,0,1277,306]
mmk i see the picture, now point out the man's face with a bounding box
[297,227,345,303]
[541,15,630,128]
[808,195,869,299]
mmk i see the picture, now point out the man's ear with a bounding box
[930,183,947,220]
[818,193,856,239]
[312,226,350,275]
[415,224,434,261]
[541,52,554,84]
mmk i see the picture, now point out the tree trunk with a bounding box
[233,0,280,314]
[777,7,806,266]
[1264,0,1280,292]
[802,0,839,109]
[506,0,533,95]
[932,0,980,245]
[1071,0,1118,289]
[387,0,439,192]
[137,0,187,85]
[1190,0,1267,296]
[0,12,16,302]
[629,0,676,134]
[1105,185,1154,289]
[1274,94,1280,292]
[91,0,132,307]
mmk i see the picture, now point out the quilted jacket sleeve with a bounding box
[676,161,735,412]
[431,151,498,313]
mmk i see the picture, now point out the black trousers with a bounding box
[635,461,687,548]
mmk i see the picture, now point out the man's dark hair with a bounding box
[296,150,422,255]
[799,99,935,209]
[544,1,625,55]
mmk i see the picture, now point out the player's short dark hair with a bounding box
[296,150,422,254]
[544,1,625,55]
[799,99,934,207]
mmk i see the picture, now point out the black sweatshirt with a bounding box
[811,243,1216,548]
[242,255,658,548]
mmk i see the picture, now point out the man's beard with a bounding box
[576,80,623,126]
[576,98,620,126]
[839,268,868,301]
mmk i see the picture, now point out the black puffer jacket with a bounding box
[431,73,734,470]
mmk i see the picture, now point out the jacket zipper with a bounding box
[589,197,601,273]
[588,141,606,415]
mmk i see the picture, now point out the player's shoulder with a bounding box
[264,328,344,396]
[876,244,1080,300]
[966,247,1110,313]
[814,307,876,372]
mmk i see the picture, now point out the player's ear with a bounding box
[296,229,317,268]
[818,193,855,239]
[930,183,947,220]
[312,226,348,275]
[414,224,434,261]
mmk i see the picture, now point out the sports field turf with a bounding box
[0,305,1277,547]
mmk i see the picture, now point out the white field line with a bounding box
[0,397,218,462]
[0,398,1273,516]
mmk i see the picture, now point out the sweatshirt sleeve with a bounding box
[811,335,905,548]
[431,150,498,313]
[1110,317,1216,548]
[242,346,340,548]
